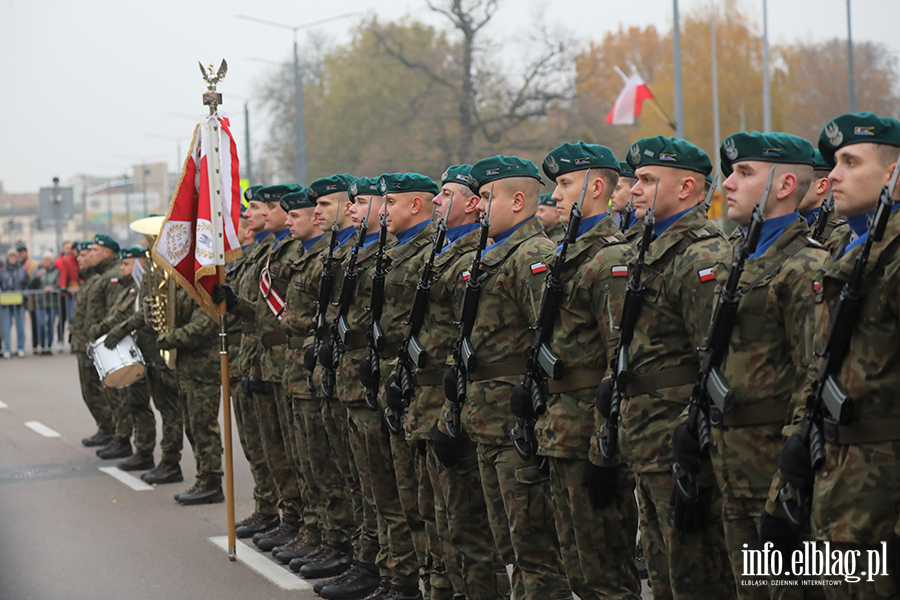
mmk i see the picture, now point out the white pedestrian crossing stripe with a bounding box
[24,421,60,437]
[99,467,154,491]
[209,536,312,590]
[0,400,8,409]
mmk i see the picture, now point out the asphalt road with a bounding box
[0,351,653,600]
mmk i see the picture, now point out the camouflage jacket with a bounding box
[280,234,329,398]
[710,218,827,499]
[235,234,273,379]
[70,262,101,352]
[543,221,566,244]
[318,234,355,394]
[401,227,481,440]
[73,255,122,352]
[622,218,642,243]
[94,277,163,368]
[442,217,555,445]
[535,216,631,459]
[785,209,900,544]
[615,205,730,474]
[169,288,220,385]
[818,211,850,255]
[222,240,252,379]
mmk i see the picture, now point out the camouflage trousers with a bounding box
[347,405,418,588]
[231,378,277,515]
[76,352,114,432]
[476,443,570,600]
[636,470,735,600]
[179,377,223,486]
[320,398,364,552]
[820,542,899,600]
[547,457,641,600]
[119,378,155,455]
[145,363,185,462]
[254,382,303,522]
[722,497,823,600]
[431,435,512,600]
[343,405,380,565]
[390,434,447,597]
[111,385,133,441]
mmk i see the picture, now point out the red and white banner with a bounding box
[152,111,242,317]
[606,67,655,126]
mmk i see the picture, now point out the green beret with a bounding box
[92,234,120,254]
[280,188,315,212]
[441,165,473,187]
[244,185,264,202]
[538,193,556,207]
[258,183,302,203]
[720,131,815,177]
[468,155,542,194]
[75,241,88,252]
[542,142,619,183]
[818,112,900,168]
[626,136,713,177]
[307,174,354,200]
[705,173,713,185]
[119,246,147,259]
[379,173,440,196]
[618,161,636,179]
[349,177,382,201]
[812,149,830,172]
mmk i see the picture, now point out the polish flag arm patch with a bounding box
[462,270,471,281]
[611,265,628,277]
[698,267,716,282]
[531,262,548,274]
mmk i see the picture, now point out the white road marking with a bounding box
[0,400,8,409]
[24,421,60,437]
[209,536,311,590]
[98,467,154,491]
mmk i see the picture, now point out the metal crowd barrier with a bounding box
[0,288,75,355]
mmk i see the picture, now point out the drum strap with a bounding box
[260,255,286,320]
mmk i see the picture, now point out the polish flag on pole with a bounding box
[152,111,242,318]
[606,67,655,126]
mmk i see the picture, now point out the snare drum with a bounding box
[87,333,146,388]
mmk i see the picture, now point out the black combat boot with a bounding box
[319,561,381,600]
[300,542,354,579]
[254,514,300,551]
[97,438,132,459]
[174,481,224,505]
[81,430,114,447]
[141,460,183,484]
[273,536,318,563]
[236,512,280,539]
[117,452,154,471]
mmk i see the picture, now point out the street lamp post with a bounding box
[51,177,62,254]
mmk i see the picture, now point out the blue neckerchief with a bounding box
[441,222,480,253]
[302,233,325,252]
[361,232,380,249]
[335,226,356,248]
[653,207,693,237]
[800,207,820,227]
[271,227,291,250]
[254,230,269,244]
[555,213,607,253]
[842,203,900,256]
[484,216,534,253]
[394,219,430,247]
[748,212,799,259]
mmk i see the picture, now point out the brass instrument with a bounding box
[130,216,177,369]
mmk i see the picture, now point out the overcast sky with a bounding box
[1,0,897,193]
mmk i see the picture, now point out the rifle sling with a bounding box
[715,400,790,427]
[547,369,605,394]
[824,417,900,444]
[469,359,528,382]
[626,363,698,398]
[261,331,287,348]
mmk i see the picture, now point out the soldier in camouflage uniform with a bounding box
[677,132,828,598]
[157,287,223,505]
[536,193,565,243]
[510,143,641,600]
[772,113,900,598]
[797,149,849,253]
[438,155,570,599]
[594,137,735,600]
[611,161,640,240]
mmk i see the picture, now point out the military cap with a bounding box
[626,136,713,177]
[812,149,830,172]
[468,155,542,194]
[618,161,636,179]
[119,246,147,259]
[379,173,440,196]
[349,177,382,201]
[258,183,302,202]
[538,193,556,207]
[91,234,120,254]
[441,165,473,187]
[719,131,815,177]
[280,188,315,212]
[818,112,900,168]
[75,241,90,252]
[244,185,264,202]
[307,174,354,200]
[541,142,619,183]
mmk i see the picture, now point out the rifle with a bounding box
[780,148,900,529]
[385,192,455,435]
[619,195,633,232]
[811,189,835,244]
[446,186,493,440]
[321,196,375,399]
[308,217,340,391]
[510,170,591,460]
[671,166,776,500]
[598,181,658,462]
[363,208,390,411]
[702,174,720,213]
